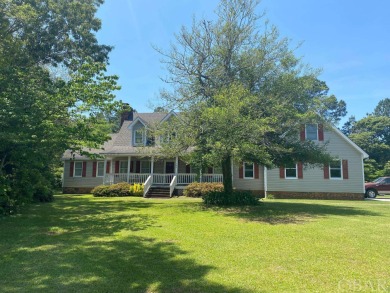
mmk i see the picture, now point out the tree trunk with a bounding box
[222,155,233,194]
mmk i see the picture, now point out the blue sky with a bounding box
[97,0,390,124]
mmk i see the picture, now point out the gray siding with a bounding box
[233,163,265,191]
[63,161,104,188]
[267,129,365,194]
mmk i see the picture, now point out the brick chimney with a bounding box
[120,103,133,126]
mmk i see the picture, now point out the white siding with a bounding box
[233,163,265,191]
[63,161,104,188]
[267,129,365,194]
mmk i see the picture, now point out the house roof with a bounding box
[63,112,369,160]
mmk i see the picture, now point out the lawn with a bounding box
[1,195,389,293]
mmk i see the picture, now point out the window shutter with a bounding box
[69,161,74,177]
[342,160,349,179]
[106,161,111,174]
[279,166,285,179]
[300,125,306,141]
[254,163,259,179]
[239,163,243,179]
[115,161,119,173]
[318,124,324,141]
[136,161,141,173]
[82,162,87,177]
[324,164,329,179]
[92,162,97,177]
[186,164,191,174]
[298,162,303,179]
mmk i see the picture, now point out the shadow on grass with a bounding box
[0,196,248,293]
[205,200,382,225]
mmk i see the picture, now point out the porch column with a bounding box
[127,156,131,183]
[175,156,178,176]
[151,156,154,176]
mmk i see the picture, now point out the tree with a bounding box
[156,0,345,193]
[0,0,121,215]
[343,98,390,181]
[373,98,390,117]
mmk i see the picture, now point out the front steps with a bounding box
[146,187,171,198]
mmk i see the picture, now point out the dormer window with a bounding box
[134,129,144,146]
[305,124,318,141]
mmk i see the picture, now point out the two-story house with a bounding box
[62,110,368,199]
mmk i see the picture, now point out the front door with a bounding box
[165,161,175,183]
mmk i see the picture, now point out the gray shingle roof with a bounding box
[62,112,172,159]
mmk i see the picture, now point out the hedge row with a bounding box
[183,182,224,197]
[91,182,144,197]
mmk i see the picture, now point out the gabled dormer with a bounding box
[128,117,148,146]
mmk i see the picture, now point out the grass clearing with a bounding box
[1,195,389,292]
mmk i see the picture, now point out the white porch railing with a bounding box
[153,174,175,185]
[129,174,149,184]
[177,173,197,184]
[104,173,223,186]
[169,176,177,197]
[201,174,223,183]
[143,175,153,197]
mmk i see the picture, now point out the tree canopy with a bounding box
[156,0,346,193]
[342,98,390,181]
[0,0,121,215]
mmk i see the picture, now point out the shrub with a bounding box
[33,185,54,202]
[107,182,132,197]
[91,185,111,197]
[203,191,259,206]
[92,183,144,197]
[183,182,224,197]
[130,183,144,196]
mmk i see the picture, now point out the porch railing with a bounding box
[153,173,175,185]
[177,173,197,184]
[201,174,223,183]
[104,173,223,186]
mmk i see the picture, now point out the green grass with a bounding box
[1,195,389,292]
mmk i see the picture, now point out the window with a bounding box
[330,160,342,179]
[119,161,128,174]
[134,129,144,145]
[141,161,151,173]
[97,162,104,177]
[306,124,318,141]
[74,162,83,177]
[244,162,254,179]
[285,163,297,179]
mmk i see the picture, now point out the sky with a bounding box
[96,0,390,124]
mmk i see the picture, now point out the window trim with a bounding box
[244,162,254,179]
[74,161,83,177]
[140,160,151,174]
[119,160,128,174]
[285,163,298,179]
[329,160,343,180]
[134,129,145,146]
[97,161,105,177]
[305,123,318,141]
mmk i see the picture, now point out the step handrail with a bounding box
[169,175,177,197]
[143,175,153,197]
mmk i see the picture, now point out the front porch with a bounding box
[102,156,223,197]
